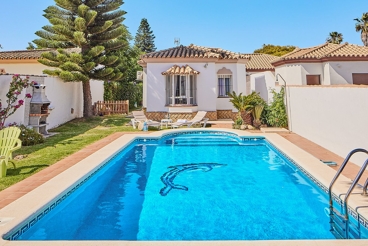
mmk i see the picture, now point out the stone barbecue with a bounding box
[28,84,51,134]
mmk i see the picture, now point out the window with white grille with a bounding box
[165,75,197,105]
[218,75,232,97]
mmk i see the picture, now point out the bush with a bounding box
[103,81,143,109]
[266,87,288,128]
[18,125,45,146]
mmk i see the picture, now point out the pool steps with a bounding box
[328,148,368,239]
[164,136,264,146]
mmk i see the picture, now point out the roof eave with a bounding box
[246,68,275,72]
[272,56,368,67]
[0,58,40,63]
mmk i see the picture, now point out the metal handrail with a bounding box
[362,178,368,196]
[328,148,368,239]
[342,158,368,238]
[328,148,368,208]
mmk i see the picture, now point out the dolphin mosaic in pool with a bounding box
[159,163,227,196]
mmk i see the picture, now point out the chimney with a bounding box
[30,85,51,104]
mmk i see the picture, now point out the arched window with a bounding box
[217,67,233,97]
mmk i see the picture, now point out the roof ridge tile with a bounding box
[323,42,349,57]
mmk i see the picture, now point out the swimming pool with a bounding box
[2,130,368,244]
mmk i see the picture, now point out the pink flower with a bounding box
[14,91,21,95]
[25,93,32,98]
[14,105,20,109]
[18,100,24,105]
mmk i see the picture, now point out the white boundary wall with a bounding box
[288,85,368,166]
[0,75,103,130]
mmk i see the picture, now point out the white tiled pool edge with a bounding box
[0,129,367,245]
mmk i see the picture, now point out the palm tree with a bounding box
[228,91,266,126]
[326,32,343,44]
[354,12,368,46]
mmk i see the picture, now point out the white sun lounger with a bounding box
[171,111,208,128]
[131,111,160,130]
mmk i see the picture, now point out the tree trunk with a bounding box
[241,110,253,125]
[362,32,368,46]
[82,80,93,118]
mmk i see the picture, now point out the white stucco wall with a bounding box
[300,63,324,85]
[275,63,325,85]
[275,65,302,85]
[250,71,276,103]
[0,62,46,75]
[288,86,368,166]
[90,79,104,103]
[328,61,368,85]
[197,62,217,111]
[142,67,147,108]
[43,77,83,129]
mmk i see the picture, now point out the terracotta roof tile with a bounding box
[161,65,200,75]
[0,49,50,60]
[244,53,277,71]
[0,48,81,60]
[272,43,368,65]
[326,43,368,57]
[142,44,249,60]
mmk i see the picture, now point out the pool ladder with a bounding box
[328,148,368,239]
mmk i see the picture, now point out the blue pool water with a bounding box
[12,132,342,240]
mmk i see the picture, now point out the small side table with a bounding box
[160,119,172,129]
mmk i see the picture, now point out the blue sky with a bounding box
[0,0,366,53]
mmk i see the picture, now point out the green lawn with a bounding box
[0,115,141,191]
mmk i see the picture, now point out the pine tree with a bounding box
[134,18,156,53]
[33,0,128,117]
[26,42,42,50]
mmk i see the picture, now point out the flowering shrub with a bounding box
[0,75,33,129]
[18,124,44,146]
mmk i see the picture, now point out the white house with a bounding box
[249,42,368,167]
[272,42,368,86]
[0,49,104,130]
[138,44,249,121]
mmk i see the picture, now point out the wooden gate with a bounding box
[93,100,129,115]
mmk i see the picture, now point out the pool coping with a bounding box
[0,128,368,245]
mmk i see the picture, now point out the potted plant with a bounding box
[252,105,264,129]
[228,91,267,127]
